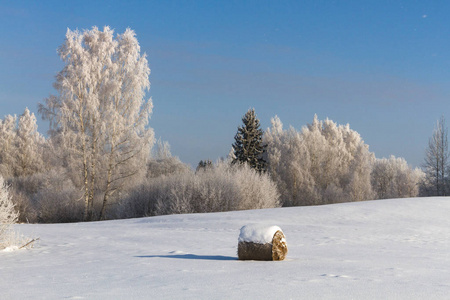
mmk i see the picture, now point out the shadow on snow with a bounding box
[135,254,237,261]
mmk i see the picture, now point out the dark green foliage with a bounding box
[196,160,213,173]
[232,109,267,173]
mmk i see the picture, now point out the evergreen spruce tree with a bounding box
[232,108,267,173]
[196,159,213,173]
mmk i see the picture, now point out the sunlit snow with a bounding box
[2,197,450,299]
[238,224,282,244]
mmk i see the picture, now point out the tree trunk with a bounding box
[99,143,115,221]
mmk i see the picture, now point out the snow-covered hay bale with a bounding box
[237,224,288,261]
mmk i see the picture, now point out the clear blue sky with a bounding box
[1,0,449,167]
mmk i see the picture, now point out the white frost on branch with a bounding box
[39,26,155,220]
[0,175,19,249]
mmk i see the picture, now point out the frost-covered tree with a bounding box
[0,115,18,178]
[265,115,374,206]
[0,109,45,179]
[232,108,266,173]
[147,139,190,178]
[16,108,45,177]
[0,175,18,249]
[423,116,449,196]
[0,110,45,224]
[264,116,311,206]
[371,156,424,199]
[39,26,155,220]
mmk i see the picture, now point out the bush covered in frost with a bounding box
[117,161,280,218]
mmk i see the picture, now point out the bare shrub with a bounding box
[36,189,84,223]
[115,184,159,219]
[9,173,45,223]
[33,169,84,223]
[9,189,38,223]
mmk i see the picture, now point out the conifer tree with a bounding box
[232,108,266,173]
[196,160,213,173]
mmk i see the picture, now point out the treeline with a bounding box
[264,115,424,207]
[0,26,438,224]
[0,107,427,223]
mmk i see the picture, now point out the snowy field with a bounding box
[2,197,450,299]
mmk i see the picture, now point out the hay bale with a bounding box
[237,224,288,261]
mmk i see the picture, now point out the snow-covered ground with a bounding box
[2,197,450,299]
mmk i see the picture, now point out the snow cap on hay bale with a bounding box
[238,224,287,261]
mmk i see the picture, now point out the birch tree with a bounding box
[371,156,423,199]
[16,108,45,177]
[265,115,374,206]
[264,116,315,206]
[39,26,154,220]
[423,116,449,196]
[0,109,44,179]
[0,115,18,179]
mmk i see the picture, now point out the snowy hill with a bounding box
[2,198,450,299]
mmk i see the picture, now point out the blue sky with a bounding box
[1,1,449,167]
